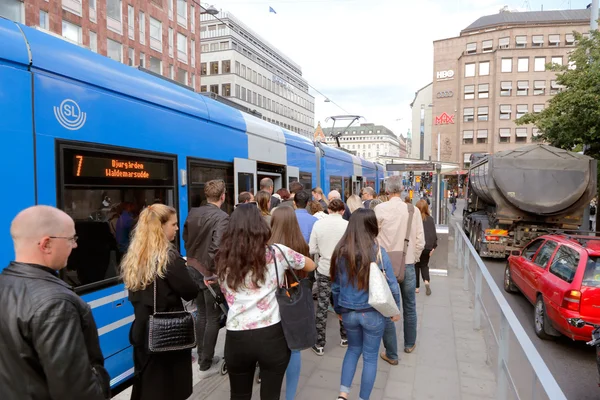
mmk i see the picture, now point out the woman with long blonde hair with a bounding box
[346,194,364,214]
[122,204,199,400]
[255,190,272,225]
[311,187,329,212]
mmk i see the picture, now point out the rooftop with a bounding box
[462,8,591,34]
[323,123,399,141]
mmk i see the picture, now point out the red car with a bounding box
[504,234,600,341]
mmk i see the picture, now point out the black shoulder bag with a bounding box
[271,245,317,351]
[147,279,197,353]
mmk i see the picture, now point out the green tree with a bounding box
[516,30,600,159]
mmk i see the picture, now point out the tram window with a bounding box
[188,161,234,214]
[289,176,298,186]
[299,171,312,190]
[238,172,254,195]
[343,177,351,200]
[58,146,177,292]
[330,176,342,194]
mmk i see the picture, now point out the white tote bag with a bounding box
[368,247,401,318]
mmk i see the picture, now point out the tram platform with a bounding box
[114,200,497,400]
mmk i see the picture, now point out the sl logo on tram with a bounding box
[54,99,87,130]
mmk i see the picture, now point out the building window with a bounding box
[499,37,509,49]
[62,20,82,44]
[241,87,246,100]
[107,38,122,62]
[466,42,476,54]
[463,130,474,144]
[477,106,489,121]
[89,31,97,52]
[566,33,575,46]
[534,57,545,72]
[533,104,545,114]
[532,35,543,47]
[515,35,527,48]
[549,34,560,46]
[190,39,195,66]
[533,80,546,96]
[235,61,240,74]
[499,128,511,143]
[128,47,134,66]
[463,107,474,122]
[517,80,529,96]
[532,128,541,138]
[177,33,187,63]
[476,129,488,144]
[168,28,173,57]
[501,58,512,72]
[478,84,489,99]
[465,63,476,77]
[223,60,231,73]
[0,1,25,23]
[464,85,475,100]
[550,80,563,95]
[107,0,122,33]
[479,61,490,76]
[220,41,229,50]
[39,10,49,30]
[169,64,174,79]
[200,85,207,92]
[551,56,563,66]
[210,61,218,74]
[517,57,529,72]
[222,83,231,96]
[516,128,528,142]
[150,17,162,51]
[464,153,472,169]
[500,81,512,96]
[177,0,187,27]
[516,104,528,119]
[200,62,207,75]
[139,12,145,44]
[499,105,511,120]
[482,39,493,52]
[89,0,97,22]
[190,5,195,31]
[149,56,161,74]
[569,60,577,70]
[139,52,145,68]
[177,67,187,85]
[127,5,134,39]
[168,0,173,20]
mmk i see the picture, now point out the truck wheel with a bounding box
[475,227,482,254]
[503,263,518,293]
[534,296,555,340]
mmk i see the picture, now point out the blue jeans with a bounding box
[340,310,385,400]
[285,350,301,400]
[383,264,417,359]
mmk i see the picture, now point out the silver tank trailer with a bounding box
[469,144,597,226]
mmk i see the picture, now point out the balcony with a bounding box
[62,0,82,16]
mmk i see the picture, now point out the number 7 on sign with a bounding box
[75,155,84,177]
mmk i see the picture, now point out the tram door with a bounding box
[287,166,299,188]
[352,176,364,195]
[234,158,257,205]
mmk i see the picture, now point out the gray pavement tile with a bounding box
[383,380,413,400]
[412,364,461,400]
[386,363,416,384]
[295,385,339,400]
[416,336,457,369]
[457,361,496,382]
[459,395,495,400]
[459,376,497,398]
[352,370,389,390]
[420,305,454,329]
[306,368,342,389]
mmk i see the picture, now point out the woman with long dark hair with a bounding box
[216,204,316,400]
[331,209,400,400]
[415,199,437,295]
[268,206,309,400]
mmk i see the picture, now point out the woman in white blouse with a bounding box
[216,204,316,399]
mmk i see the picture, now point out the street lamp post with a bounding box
[199,3,219,15]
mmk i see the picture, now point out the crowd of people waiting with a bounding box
[0,175,438,400]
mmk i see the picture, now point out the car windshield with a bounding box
[582,256,600,288]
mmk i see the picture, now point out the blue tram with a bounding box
[0,18,385,388]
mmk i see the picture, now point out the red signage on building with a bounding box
[434,112,455,125]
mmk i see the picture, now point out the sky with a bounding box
[206,0,593,138]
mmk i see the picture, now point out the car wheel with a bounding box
[220,360,227,375]
[534,296,553,340]
[504,263,518,293]
[475,226,482,254]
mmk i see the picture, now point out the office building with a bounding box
[322,123,401,164]
[1,0,202,88]
[432,8,590,168]
[199,11,315,137]
[410,82,433,160]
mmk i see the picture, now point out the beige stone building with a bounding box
[432,8,591,168]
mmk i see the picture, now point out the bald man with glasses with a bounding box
[0,205,110,399]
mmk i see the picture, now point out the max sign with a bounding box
[435,112,455,125]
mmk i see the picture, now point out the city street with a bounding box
[487,255,599,398]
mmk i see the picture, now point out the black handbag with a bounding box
[147,279,197,353]
[271,245,317,351]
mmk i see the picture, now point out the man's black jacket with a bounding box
[0,262,110,400]
[183,203,229,277]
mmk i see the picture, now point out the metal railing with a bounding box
[453,221,567,400]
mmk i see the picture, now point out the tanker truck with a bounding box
[463,144,597,258]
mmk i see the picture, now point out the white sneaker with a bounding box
[198,356,221,380]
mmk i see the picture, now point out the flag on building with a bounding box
[269,6,277,14]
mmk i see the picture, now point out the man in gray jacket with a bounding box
[0,206,110,400]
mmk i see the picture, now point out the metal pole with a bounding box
[591,0,599,31]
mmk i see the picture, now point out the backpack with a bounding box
[450,197,456,204]
[591,205,597,216]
